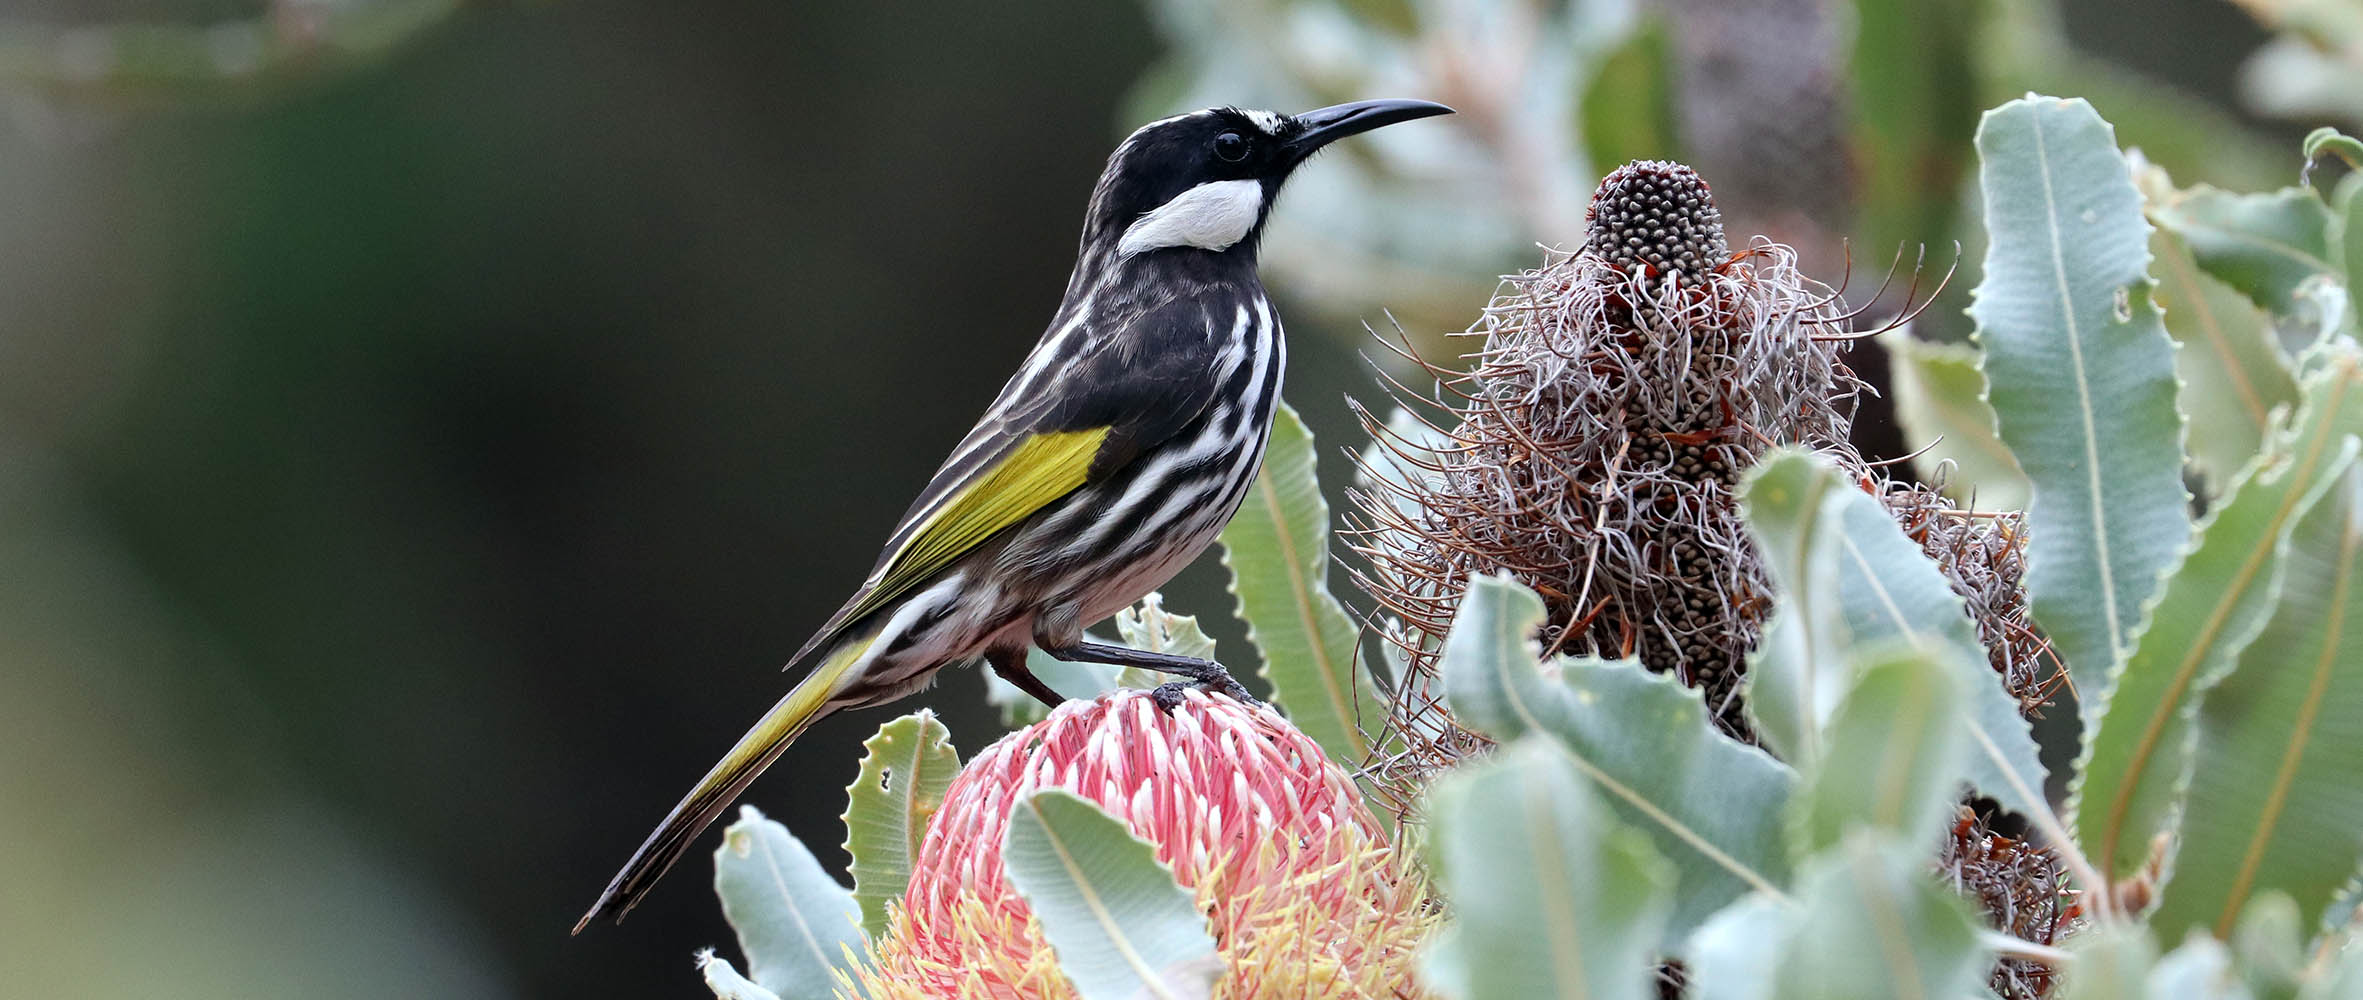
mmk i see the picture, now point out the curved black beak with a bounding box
[1283,98,1453,163]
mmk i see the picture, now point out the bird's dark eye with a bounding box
[1212,131,1249,162]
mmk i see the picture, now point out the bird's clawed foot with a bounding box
[1195,666,1261,707]
[1147,668,1261,712]
[1149,681,1194,713]
[1041,640,1264,710]
[1147,670,1260,714]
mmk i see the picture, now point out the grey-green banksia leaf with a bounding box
[1879,329,2031,510]
[2073,353,2363,882]
[1001,789,1222,1000]
[840,710,962,937]
[2157,467,2363,944]
[2132,155,2301,491]
[1737,450,1851,767]
[1688,836,1992,1000]
[1740,451,2053,824]
[1969,94,2191,716]
[709,806,864,1000]
[1790,646,1969,857]
[1439,572,1794,940]
[1423,736,1675,1000]
[697,949,782,1000]
[2151,185,2339,320]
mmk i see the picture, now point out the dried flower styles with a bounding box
[1879,479,2055,712]
[1938,805,2076,999]
[1347,157,2062,999]
[1354,161,1867,738]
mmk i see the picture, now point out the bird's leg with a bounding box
[1040,641,1262,707]
[986,647,1065,709]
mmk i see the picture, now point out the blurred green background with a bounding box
[0,1,2340,996]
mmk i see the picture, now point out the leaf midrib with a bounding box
[2029,105,2130,666]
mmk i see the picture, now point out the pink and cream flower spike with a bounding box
[841,688,1438,1000]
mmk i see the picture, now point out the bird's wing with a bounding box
[784,295,1239,667]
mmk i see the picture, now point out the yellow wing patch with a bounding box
[842,427,1109,630]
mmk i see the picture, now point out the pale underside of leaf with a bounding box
[710,806,864,998]
[698,950,784,1000]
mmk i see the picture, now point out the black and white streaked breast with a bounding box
[1015,288,1284,611]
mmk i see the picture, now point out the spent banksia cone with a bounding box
[841,690,1436,1000]
[1349,157,2049,751]
[1348,158,2062,999]
[1352,159,1866,740]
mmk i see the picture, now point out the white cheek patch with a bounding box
[1117,178,1265,257]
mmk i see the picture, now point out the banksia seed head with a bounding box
[1353,159,1864,742]
[1938,805,2077,1000]
[840,690,1436,1000]
[1350,164,2064,984]
[1879,480,2054,711]
[1584,160,1731,282]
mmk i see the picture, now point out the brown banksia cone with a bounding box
[1347,158,2052,769]
[1878,479,2057,714]
[1348,157,2065,1000]
[1351,159,1860,746]
[1937,804,2078,1000]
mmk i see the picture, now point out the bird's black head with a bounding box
[1075,99,1452,268]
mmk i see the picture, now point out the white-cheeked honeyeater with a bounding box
[576,98,1452,930]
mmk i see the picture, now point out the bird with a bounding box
[575,98,1452,931]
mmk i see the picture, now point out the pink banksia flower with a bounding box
[839,689,1437,1000]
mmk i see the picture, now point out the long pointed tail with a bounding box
[573,632,879,932]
